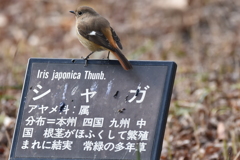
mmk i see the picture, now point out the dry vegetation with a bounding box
[0,0,240,159]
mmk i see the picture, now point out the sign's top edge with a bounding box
[28,58,177,66]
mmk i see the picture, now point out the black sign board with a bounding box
[9,58,176,160]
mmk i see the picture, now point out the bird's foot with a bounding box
[83,57,88,67]
[80,56,88,67]
[106,51,110,62]
[82,51,95,67]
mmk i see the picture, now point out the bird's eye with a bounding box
[78,11,83,15]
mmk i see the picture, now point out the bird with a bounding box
[70,6,132,70]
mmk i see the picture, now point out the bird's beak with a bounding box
[69,11,75,15]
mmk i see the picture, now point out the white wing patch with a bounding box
[88,31,97,36]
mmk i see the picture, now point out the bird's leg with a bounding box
[107,51,110,61]
[83,51,95,67]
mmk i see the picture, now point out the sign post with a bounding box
[9,58,177,160]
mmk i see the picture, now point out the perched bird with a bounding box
[70,6,132,70]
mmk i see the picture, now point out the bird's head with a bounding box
[69,6,98,19]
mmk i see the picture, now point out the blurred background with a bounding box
[0,0,240,159]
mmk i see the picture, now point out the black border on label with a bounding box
[9,58,177,160]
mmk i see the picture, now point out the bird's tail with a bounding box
[111,49,132,71]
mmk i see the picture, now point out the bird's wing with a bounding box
[110,27,123,50]
[78,27,116,51]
